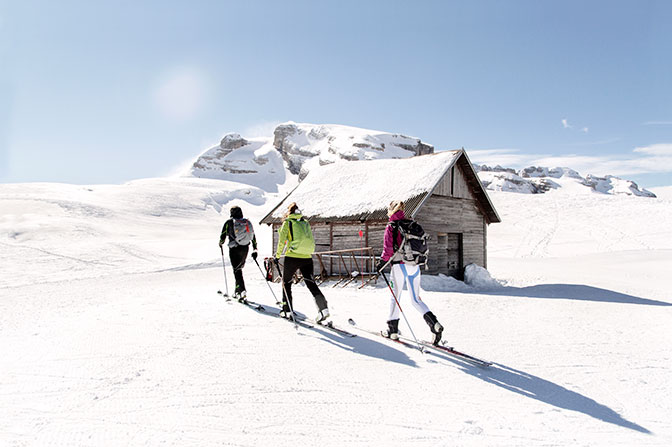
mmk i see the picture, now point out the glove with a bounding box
[376,259,387,272]
[218,241,223,248]
[251,250,258,260]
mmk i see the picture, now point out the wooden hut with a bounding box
[260,150,500,280]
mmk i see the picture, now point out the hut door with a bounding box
[437,232,463,280]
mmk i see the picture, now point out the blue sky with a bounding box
[1,0,671,187]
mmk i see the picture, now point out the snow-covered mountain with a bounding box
[476,164,657,197]
[187,122,433,189]
[271,122,433,179]
[187,133,288,193]
[188,122,656,199]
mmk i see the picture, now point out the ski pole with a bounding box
[380,269,424,353]
[219,245,230,297]
[253,257,282,305]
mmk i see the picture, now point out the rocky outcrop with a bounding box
[478,171,556,194]
[476,164,517,175]
[582,175,656,197]
[187,132,287,192]
[272,123,434,178]
[476,164,655,197]
[519,166,582,179]
[220,133,249,151]
[397,138,434,156]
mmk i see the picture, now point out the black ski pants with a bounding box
[229,244,249,294]
[281,256,327,312]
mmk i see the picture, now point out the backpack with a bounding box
[263,257,280,282]
[230,218,254,247]
[287,217,315,256]
[390,219,429,266]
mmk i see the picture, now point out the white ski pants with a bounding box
[387,263,430,321]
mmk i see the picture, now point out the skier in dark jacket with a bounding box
[376,200,444,345]
[275,202,329,323]
[219,206,258,303]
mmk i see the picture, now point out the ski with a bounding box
[348,319,491,366]
[398,334,453,351]
[247,302,315,329]
[320,320,357,338]
[396,329,491,366]
[412,338,492,367]
[347,318,424,352]
[216,290,354,337]
[295,316,356,337]
[237,299,265,312]
[217,290,313,328]
[245,303,354,336]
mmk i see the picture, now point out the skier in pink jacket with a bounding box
[376,200,444,345]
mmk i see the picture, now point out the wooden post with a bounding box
[359,227,364,286]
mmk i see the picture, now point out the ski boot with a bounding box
[234,290,248,304]
[316,307,330,324]
[279,301,293,319]
[423,312,444,345]
[382,319,400,340]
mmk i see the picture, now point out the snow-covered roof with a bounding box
[261,150,499,224]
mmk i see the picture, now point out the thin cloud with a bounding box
[468,148,546,168]
[562,118,590,133]
[643,121,672,126]
[634,143,672,156]
[470,144,672,177]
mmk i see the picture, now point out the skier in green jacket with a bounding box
[275,202,329,323]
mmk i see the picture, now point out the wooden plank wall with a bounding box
[268,221,388,276]
[416,195,485,274]
[433,167,452,196]
[453,164,474,199]
[432,164,476,200]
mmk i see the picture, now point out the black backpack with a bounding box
[390,219,429,266]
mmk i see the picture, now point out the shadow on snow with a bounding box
[248,304,418,368]
[422,282,671,306]
[240,298,651,433]
[486,284,670,306]
[305,323,652,434]
[431,353,651,434]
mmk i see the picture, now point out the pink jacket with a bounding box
[380,210,405,261]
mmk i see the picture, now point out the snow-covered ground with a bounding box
[1,177,671,446]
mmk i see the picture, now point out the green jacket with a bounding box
[275,213,315,259]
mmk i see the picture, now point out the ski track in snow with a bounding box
[1,179,672,446]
